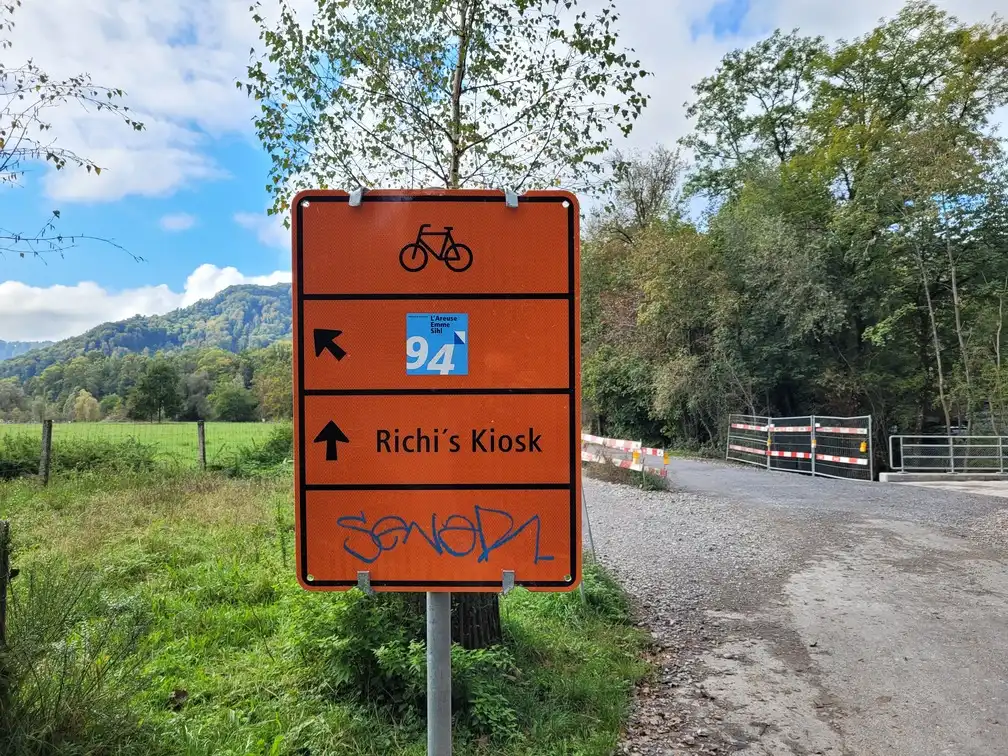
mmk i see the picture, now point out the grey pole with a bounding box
[427,591,452,755]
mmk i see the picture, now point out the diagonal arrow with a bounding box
[314,421,349,461]
[314,329,346,360]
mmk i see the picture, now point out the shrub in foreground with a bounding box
[0,559,151,755]
[212,423,293,477]
[0,433,157,480]
[287,561,640,745]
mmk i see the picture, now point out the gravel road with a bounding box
[582,458,1008,756]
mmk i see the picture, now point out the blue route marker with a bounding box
[406,313,469,376]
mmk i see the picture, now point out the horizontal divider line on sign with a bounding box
[768,425,813,433]
[303,482,573,491]
[729,444,767,456]
[815,426,868,435]
[303,387,574,396]
[814,454,868,466]
[769,450,812,459]
[300,292,573,301]
[730,423,768,431]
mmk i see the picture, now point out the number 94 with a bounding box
[406,336,456,375]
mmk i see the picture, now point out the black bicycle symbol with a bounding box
[399,224,473,272]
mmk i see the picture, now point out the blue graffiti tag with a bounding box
[335,506,555,565]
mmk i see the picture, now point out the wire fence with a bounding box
[727,413,873,482]
[0,421,284,480]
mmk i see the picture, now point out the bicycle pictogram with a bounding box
[399,224,473,273]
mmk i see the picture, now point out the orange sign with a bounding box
[292,189,581,592]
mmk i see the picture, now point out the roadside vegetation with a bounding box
[0,432,648,755]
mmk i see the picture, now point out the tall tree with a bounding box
[245,0,649,203]
[245,0,650,648]
[130,360,182,423]
[680,29,824,199]
[0,1,144,259]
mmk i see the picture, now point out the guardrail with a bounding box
[889,435,1007,474]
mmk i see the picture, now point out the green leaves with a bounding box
[240,0,648,209]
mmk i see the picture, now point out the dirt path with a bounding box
[583,460,1008,755]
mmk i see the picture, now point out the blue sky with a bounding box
[691,0,752,39]
[1,138,286,293]
[1,0,1002,343]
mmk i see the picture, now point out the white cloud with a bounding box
[234,211,290,250]
[2,0,256,202]
[0,263,291,342]
[159,212,197,232]
[2,0,1004,206]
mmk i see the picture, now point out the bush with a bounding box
[53,437,157,474]
[0,559,151,755]
[0,433,40,480]
[213,423,293,477]
[288,589,522,741]
[0,433,157,480]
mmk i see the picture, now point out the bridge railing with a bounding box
[889,435,1006,474]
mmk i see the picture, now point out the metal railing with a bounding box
[727,413,873,482]
[889,435,1007,474]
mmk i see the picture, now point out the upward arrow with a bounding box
[314,329,347,360]
[314,421,349,461]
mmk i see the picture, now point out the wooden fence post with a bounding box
[1,520,10,647]
[39,419,53,486]
[197,421,207,471]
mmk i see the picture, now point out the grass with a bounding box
[0,467,648,755]
[0,421,281,470]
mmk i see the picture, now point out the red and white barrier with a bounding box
[815,425,868,435]
[815,453,868,466]
[769,450,812,459]
[580,433,642,452]
[729,443,766,456]
[768,425,813,433]
[731,422,767,432]
[581,433,669,478]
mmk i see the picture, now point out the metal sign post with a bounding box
[427,591,452,754]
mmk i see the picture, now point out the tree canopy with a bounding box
[244,0,650,220]
[583,0,1008,453]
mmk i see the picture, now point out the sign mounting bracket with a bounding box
[500,570,516,595]
[357,570,374,595]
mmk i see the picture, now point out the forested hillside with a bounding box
[0,283,292,382]
[0,343,292,423]
[582,2,1008,452]
[0,340,52,360]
